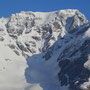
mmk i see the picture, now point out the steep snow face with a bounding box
[6,9,88,56]
[57,23,90,90]
[0,9,89,90]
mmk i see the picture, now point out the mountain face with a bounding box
[0,9,90,90]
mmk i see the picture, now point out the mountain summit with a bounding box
[0,9,90,90]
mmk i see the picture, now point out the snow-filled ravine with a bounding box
[25,50,69,90]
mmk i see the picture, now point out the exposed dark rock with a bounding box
[13,50,20,56]
[0,36,4,41]
[32,36,41,41]
[53,22,61,29]
[16,41,28,52]
[44,50,53,60]
[29,41,36,47]
[9,44,16,49]
[58,39,90,90]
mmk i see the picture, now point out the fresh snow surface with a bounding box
[0,43,27,90]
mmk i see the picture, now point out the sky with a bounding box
[0,0,90,21]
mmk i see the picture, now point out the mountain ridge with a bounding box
[0,9,90,90]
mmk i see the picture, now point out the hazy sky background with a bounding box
[0,0,90,21]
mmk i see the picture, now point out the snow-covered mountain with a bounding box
[0,9,90,90]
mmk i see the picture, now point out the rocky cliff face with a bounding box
[57,23,90,90]
[0,9,90,90]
